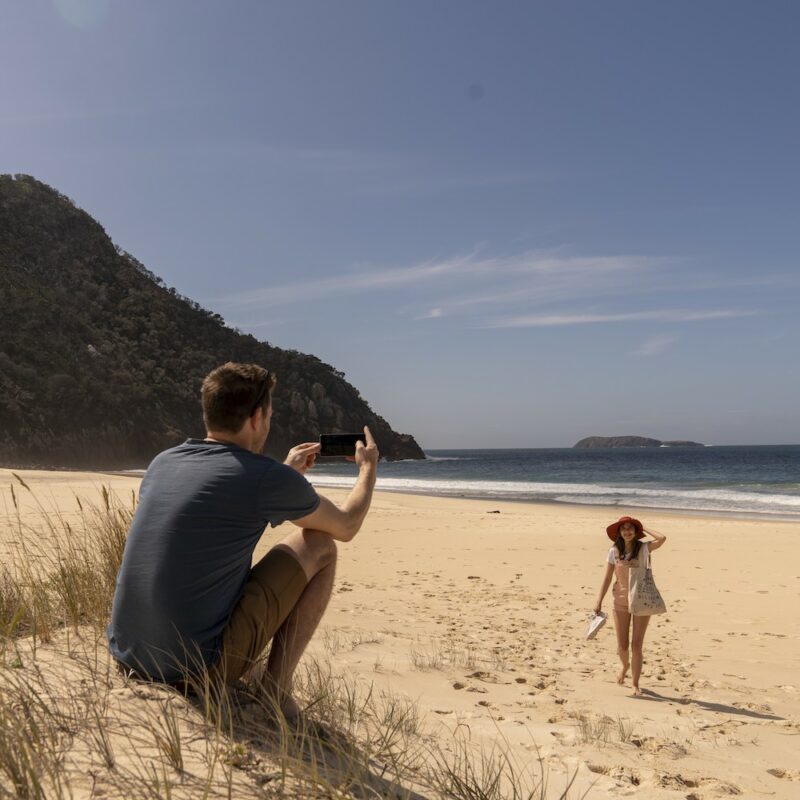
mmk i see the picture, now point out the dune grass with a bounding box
[0,475,590,799]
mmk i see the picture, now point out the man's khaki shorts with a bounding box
[212,547,308,684]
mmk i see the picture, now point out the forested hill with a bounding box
[0,175,424,468]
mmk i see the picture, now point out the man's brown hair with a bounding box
[201,362,277,433]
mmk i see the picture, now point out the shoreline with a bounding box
[7,465,800,524]
[314,481,800,524]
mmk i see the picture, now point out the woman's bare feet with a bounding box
[631,685,642,696]
[617,660,629,685]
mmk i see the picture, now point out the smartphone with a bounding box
[318,432,365,458]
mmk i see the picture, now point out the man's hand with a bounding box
[284,442,320,475]
[352,426,379,471]
[291,427,378,542]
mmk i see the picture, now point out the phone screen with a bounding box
[318,432,365,457]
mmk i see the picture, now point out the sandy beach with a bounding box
[1,467,799,798]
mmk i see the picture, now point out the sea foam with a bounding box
[308,475,800,517]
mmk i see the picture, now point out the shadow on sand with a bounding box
[636,688,784,721]
[117,650,431,799]
[186,684,431,800]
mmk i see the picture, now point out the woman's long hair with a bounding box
[615,535,642,561]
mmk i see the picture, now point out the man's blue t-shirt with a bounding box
[107,439,320,681]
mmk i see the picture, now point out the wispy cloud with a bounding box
[214,250,658,309]
[181,141,544,193]
[214,251,483,307]
[359,169,542,196]
[415,308,444,320]
[243,144,414,174]
[633,335,679,356]
[214,244,775,337]
[484,309,759,328]
[0,105,154,124]
[416,258,664,316]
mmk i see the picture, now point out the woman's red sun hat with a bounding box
[606,515,644,541]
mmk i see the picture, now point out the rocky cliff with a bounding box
[0,175,424,467]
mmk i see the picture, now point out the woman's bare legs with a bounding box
[613,609,631,684]
[630,615,651,695]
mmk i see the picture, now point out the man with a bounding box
[107,362,378,718]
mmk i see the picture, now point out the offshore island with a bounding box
[574,435,705,448]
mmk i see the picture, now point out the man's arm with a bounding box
[290,426,378,542]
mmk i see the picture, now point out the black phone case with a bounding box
[319,433,365,457]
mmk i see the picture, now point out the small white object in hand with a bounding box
[585,611,607,640]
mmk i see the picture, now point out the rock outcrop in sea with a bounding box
[573,436,705,448]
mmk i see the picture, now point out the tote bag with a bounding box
[628,543,667,616]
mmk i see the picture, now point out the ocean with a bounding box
[309,445,800,520]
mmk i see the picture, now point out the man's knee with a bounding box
[303,528,336,560]
[301,528,337,568]
[274,528,337,581]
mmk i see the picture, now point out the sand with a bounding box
[2,466,799,798]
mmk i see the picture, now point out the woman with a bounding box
[594,516,666,696]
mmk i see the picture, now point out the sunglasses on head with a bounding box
[249,372,272,417]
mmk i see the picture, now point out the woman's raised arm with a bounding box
[644,527,667,551]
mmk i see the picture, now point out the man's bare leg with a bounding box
[264,528,337,718]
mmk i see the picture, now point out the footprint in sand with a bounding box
[586,764,640,786]
[628,736,687,757]
[466,670,505,684]
[768,767,800,781]
[127,685,170,701]
[699,777,743,795]
[656,773,700,790]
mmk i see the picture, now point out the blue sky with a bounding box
[2,1,798,447]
